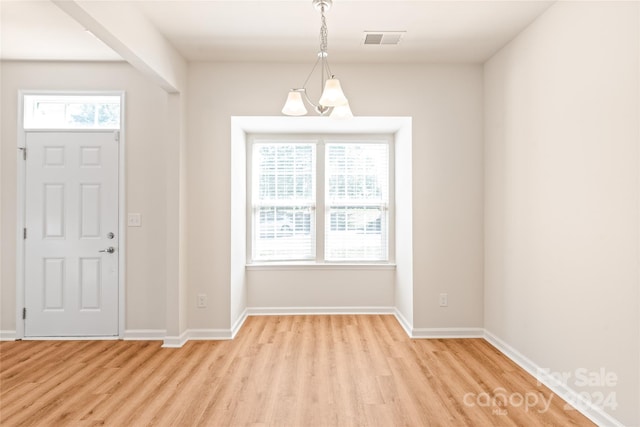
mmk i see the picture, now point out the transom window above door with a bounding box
[248,134,394,264]
[23,94,121,130]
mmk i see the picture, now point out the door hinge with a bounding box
[18,147,26,160]
[114,131,120,142]
[23,307,26,320]
[23,228,27,239]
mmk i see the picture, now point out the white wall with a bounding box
[187,62,484,331]
[229,117,247,329]
[394,120,414,329]
[247,269,395,309]
[0,61,170,333]
[484,2,639,425]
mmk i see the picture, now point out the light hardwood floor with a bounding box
[1,315,594,426]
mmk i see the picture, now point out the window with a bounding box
[251,142,316,261]
[325,143,389,261]
[249,135,393,263]
[23,95,121,129]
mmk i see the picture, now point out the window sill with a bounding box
[246,262,397,271]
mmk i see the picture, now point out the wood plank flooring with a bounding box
[1,315,595,426]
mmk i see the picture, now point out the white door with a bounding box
[24,131,119,337]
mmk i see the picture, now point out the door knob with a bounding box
[99,247,115,254]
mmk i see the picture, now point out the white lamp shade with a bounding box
[319,78,348,107]
[330,102,353,120]
[282,91,308,116]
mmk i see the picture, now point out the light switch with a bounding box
[439,293,448,307]
[127,213,142,227]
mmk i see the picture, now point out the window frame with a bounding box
[247,133,395,265]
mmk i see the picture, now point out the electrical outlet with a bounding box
[127,213,142,227]
[197,293,207,308]
[439,293,448,307]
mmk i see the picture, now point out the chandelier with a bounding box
[281,0,353,118]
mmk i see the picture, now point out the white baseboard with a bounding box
[391,310,482,339]
[161,310,249,347]
[123,329,166,340]
[161,308,395,348]
[162,329,189,348]
[246,306,395,315]
[23,336,119,340]
[188,328,235,340]
[231,309,248,338]
[393,308,413,337]
[244,309,480,340]
[483,330,625,427]
[412,327,484,339]
[0,330,17,341]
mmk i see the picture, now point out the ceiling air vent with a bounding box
[363,31,405,46]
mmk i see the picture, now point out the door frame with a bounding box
[16,90,126,339]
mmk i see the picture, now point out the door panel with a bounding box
[24,131,119,336]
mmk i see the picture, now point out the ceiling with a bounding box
[0,1,121,61]
[0,0,555,64]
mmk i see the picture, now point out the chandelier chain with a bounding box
[320,5,328,54]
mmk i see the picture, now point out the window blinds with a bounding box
[252,143,316,261]
[251,138,390,263]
